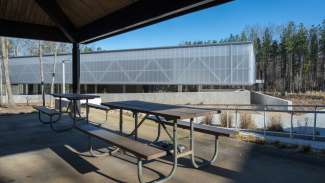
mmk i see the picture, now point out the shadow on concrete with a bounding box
[1,113,325,183]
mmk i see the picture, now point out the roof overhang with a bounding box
[0,0,232,43]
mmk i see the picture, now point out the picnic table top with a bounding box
[102,100,217,120]
[51,93,100,100]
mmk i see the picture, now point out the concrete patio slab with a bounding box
[0,110,324,183]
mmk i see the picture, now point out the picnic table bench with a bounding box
[87,103,110,121]
[146,115,236,136]
[76,123,167,161]
[33,106,68,132]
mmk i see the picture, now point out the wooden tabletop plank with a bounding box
[102,100,216,120]
[51,93,100,100]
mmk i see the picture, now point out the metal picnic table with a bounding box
[51,93,100,130]
[101,100,220,180]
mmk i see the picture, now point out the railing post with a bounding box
[290,111,293,139]
[226,111,229,128]
[235,108,238,129]
[313,106,317,141]
[263,105,266,137]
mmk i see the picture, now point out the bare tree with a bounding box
[50,43,58,107]
[1,37,15,107]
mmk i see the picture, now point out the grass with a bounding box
[203,113,213,125]
[239,112,256,129]
[267,113,283,132]
[220,112,232,127]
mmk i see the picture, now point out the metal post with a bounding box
[235,109,238,129]
[119,109,123,134]
[290,111,293,138]
[226,111,229,128]
[62,60,66,94]
[263,106,266,137]
[313,106,317,141]
[72,43,80,94]
[134,112,138,140]
[0,61,2,106]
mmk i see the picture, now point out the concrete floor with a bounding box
[0,109,325,183]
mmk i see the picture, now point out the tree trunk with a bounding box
[1,37,15,107]
[322,56,325,90]
[50,44,58,107]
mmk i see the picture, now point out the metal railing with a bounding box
[193,104,325,141]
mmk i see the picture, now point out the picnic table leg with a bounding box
[152,115,173,142]
[38,111,61,124]
[137,119,178,183]
[127,114,149,137]
[134,112,138,140]
[153,123,161,143]
[88,135,110,157]
[86,99,89,123]
[189,118,219,168]
[119,109,123,134]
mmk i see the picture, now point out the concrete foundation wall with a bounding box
[250,91,292,110]
[99,91,251,105]
[0,95,51,105]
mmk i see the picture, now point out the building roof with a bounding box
[0,0,231,43]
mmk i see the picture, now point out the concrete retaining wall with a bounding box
[99,91,251,105]
[0,95,51,105]
[250,91,292,110]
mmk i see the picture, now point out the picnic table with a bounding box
[101,100,234,182]
[35,98,235,182]
[52,93,99,121]
[34,93,99,132]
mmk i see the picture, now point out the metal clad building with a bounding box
[9,42,255,86]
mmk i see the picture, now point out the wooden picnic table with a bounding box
[101,100,224,181]
[52,93,100,127]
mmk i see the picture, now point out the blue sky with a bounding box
[93,0,325,50]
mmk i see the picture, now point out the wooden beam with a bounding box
[78,0,232,43]
[0,19,69,42]
[35,0,77,42]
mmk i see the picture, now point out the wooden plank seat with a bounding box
[33,106,74,132]
[87,103,110,121]
[88,103,110,111]
[33,106,60,116]
[76,123,167,161]
[146,115,236,137]
[33,106,61,125]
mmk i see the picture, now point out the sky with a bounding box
[93,0,325,50]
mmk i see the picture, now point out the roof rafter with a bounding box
[0,19,69,42]
[35,0,77,42]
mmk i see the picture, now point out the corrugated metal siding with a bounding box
[9,42,256,85]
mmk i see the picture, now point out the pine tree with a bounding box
[320,20,325,90]
[309,25,319,90]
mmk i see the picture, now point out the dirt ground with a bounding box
[274,91,325,105]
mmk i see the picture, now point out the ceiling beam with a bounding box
[78,0,231,43]
[35,0,77,42]
[0,19,70,42]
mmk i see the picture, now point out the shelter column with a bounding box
[72,42,80,94]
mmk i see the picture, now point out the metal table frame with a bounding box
[102,100,220,183]
[49,93,99,132]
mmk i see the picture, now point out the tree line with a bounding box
[181,20,325,95]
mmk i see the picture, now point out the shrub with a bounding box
[239,112,256,129]
[203,114,213,125]
[220,112,232,127]
[267,114,283,132]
